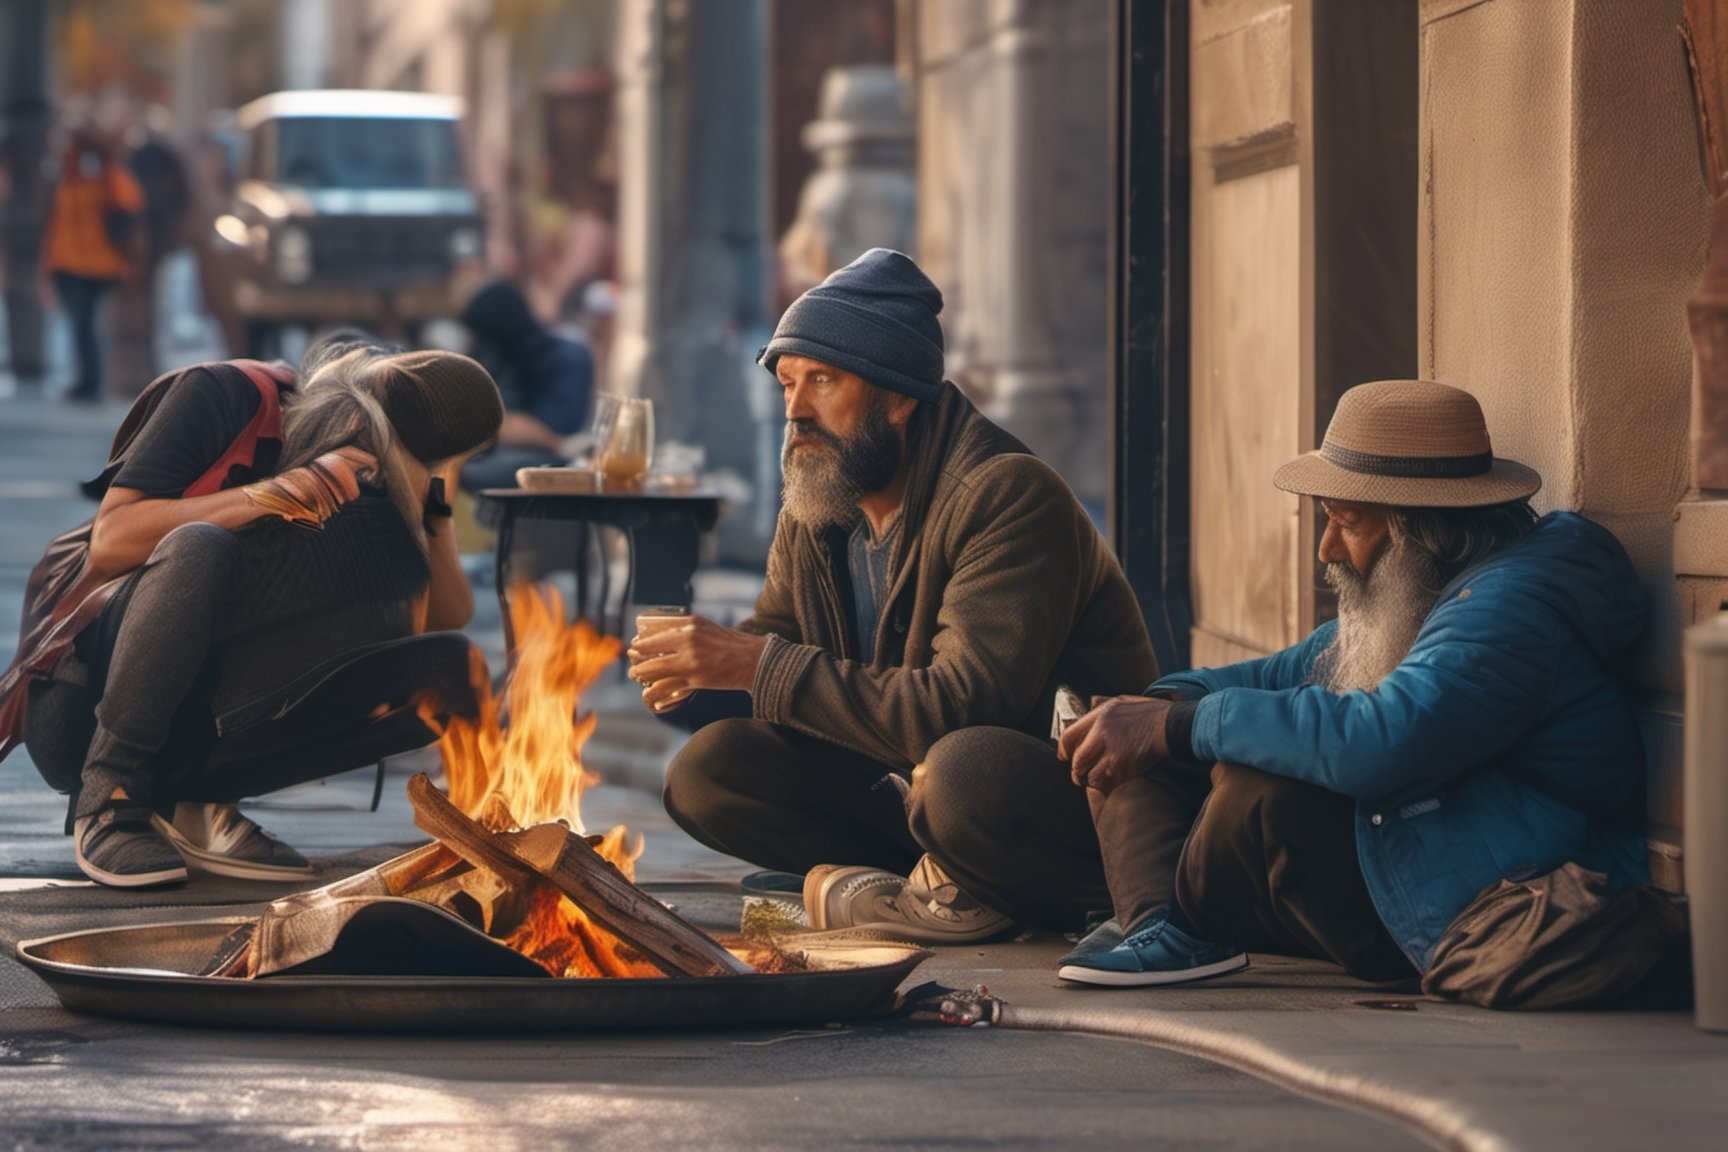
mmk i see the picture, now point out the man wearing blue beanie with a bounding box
[627,249,1156,942]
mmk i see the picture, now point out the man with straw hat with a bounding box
[1055,379,1651,987]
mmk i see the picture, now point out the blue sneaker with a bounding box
[1056,917,1124,967]
[1057,916,1247,987]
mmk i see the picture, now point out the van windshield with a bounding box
[273,117,463,190]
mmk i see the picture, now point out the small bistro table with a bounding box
[474,488,725,655]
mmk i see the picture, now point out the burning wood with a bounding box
[408,774,752,976]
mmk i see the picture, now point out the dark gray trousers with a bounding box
[662,721,1111,931]
[26,522,471,818]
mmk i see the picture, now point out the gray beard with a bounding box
[780,442,864,530]
[1310,540,1443,694]
[779,398,900,531]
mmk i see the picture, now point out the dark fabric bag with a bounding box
[1421,861,1687,1010]
[0,360,292,765]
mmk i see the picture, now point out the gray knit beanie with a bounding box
[758,248,945,403]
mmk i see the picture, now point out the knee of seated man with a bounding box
[150,520,241,569]
[663,718,773,807]
[907,727,1019,843]
[1205,760,1320,835]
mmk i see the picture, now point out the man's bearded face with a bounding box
[1311,532,1443,694]
[779,388,901,529]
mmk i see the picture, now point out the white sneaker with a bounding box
[802,854,1013,945]
[153,803,314,881]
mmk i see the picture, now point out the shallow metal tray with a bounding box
[16,918,931,1033]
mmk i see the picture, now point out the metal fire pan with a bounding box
[16,918,932,1033]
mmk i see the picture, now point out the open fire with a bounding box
[423,584,664,978]
[16,589,938,1028]
[205,585,779,982]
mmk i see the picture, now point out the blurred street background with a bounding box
[1,0,1117,568]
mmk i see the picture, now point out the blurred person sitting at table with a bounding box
[626,248,1157,945]
[456,279,594,493]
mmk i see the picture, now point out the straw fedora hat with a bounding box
[1273,380,1542,508]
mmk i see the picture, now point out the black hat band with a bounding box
[1321,440,1493,479]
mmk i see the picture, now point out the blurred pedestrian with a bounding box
[42,122,144,402]
[457,279,593,492]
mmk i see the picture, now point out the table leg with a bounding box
[494,505,518,659]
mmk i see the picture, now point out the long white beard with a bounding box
[1311,540,1442,694]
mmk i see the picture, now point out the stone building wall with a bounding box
[1418,0,1712,869]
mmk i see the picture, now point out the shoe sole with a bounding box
[838,916,1016,946]
[1057,951,1249,987]
[152,815,316,881]
[75,850,187,889]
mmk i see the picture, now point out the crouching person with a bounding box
[628,249,1157,942]
[13,346,504,887]
[1057,380,1649,987]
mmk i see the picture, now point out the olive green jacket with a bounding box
[744,382,1158,768]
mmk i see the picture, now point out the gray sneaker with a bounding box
[75,801,188,888]
[803,863,907,932]
[153,803,314,881]
[802,854,1013,945]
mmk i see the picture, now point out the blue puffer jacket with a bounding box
[1154,512,1649,969]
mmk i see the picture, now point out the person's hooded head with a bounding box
[461,280,544,368]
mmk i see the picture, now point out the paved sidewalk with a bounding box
[2,389,1725,1151]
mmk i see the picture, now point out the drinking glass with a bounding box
[593,395,655,492]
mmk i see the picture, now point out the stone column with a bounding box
[911,0,1112,508]
[612,0,774,562]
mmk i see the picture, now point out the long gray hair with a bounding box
[278,347,428,553]
[1387,499,1539,593]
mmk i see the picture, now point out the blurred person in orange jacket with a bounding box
[42,122,145,402]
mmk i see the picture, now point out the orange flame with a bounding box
[420,584,662,978]
[435,584,622,834]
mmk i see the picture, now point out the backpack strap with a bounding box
[0,360,295,765]
[183,360,293,498]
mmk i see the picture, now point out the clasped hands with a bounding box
[626,614,768,712]
[1056,694,1175,795]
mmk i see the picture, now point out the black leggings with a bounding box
[26,522,473,817]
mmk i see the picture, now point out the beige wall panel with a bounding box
[1419,0,1493,23]
[1194,0,1291,46]
[1192,5,1293,148]
[1420,0,1577,508]
[1190,164,1303,659]
[1567,2,1705,521]
[913,0,991,66]
[1192,628,1270,671]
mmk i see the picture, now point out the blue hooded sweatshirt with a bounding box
[1153,512,1649,969]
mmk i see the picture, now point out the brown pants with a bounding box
[1094,760,1416,982]
[662,722,1110,930]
